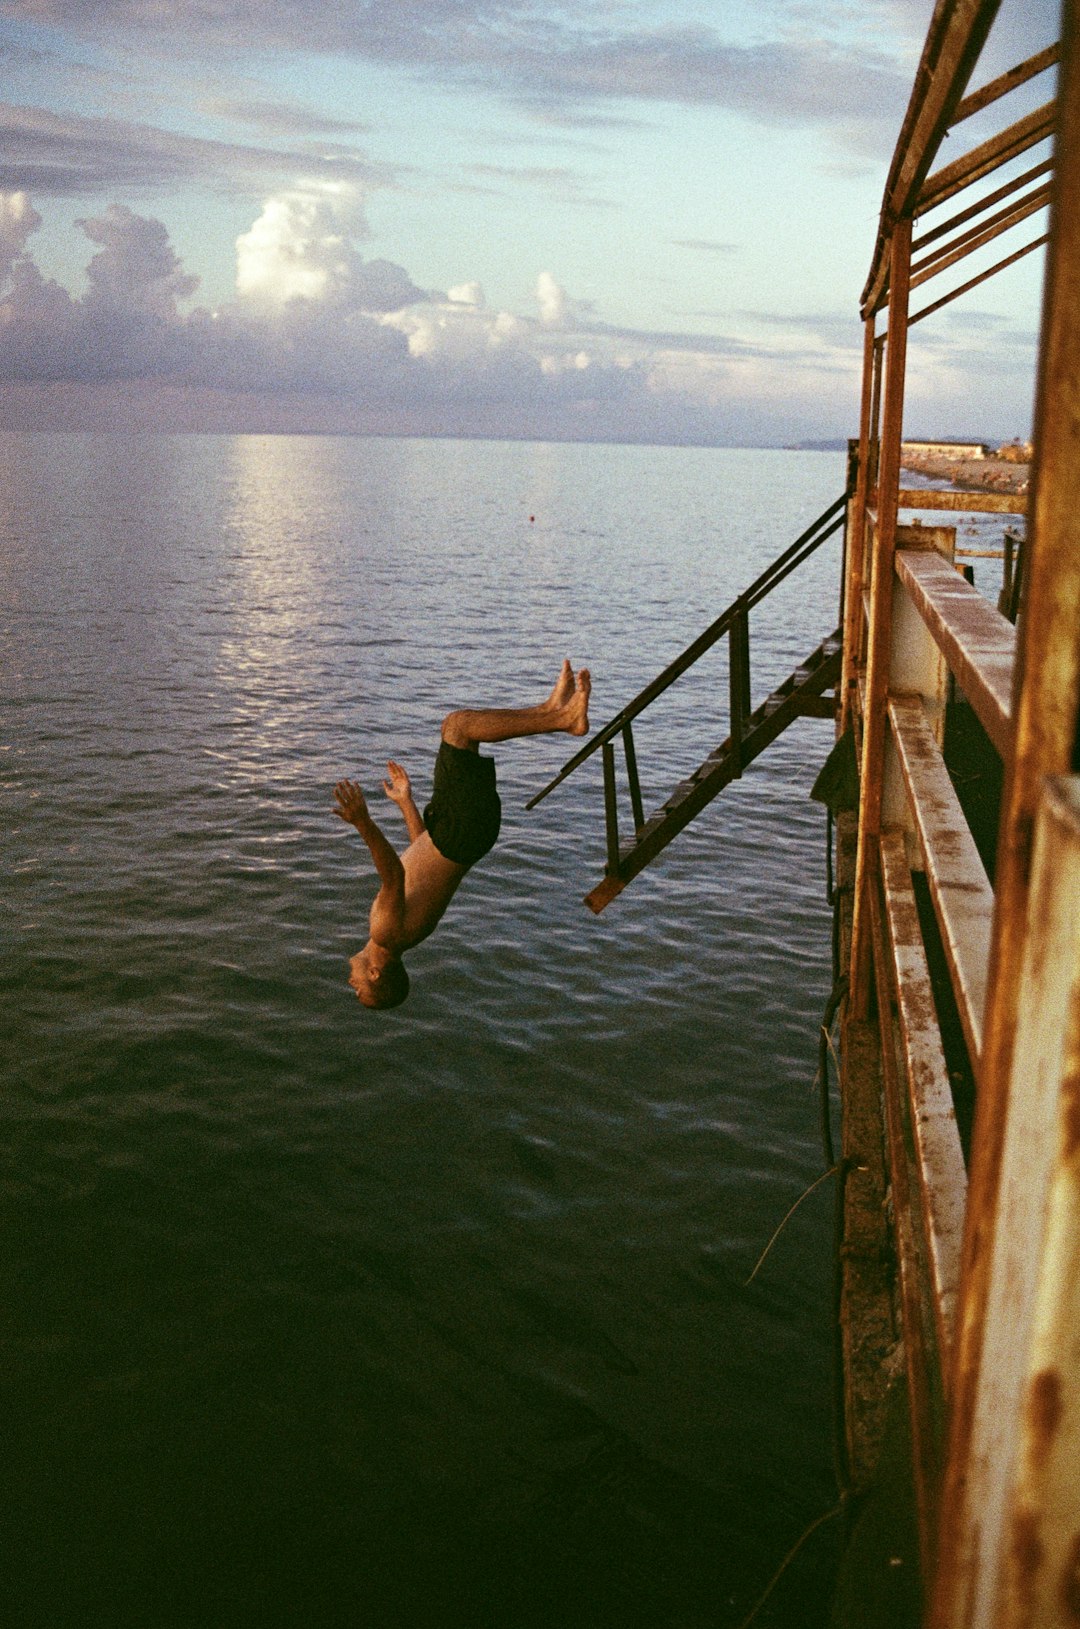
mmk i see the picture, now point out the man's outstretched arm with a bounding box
[333,779,405,916]
[382,760,425,844]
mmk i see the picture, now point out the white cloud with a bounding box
[0,189,42,287]
[235,184,370,306]
[79,202,199,318]
[234,183,425,314]
[537,270,568,325]
[447,281,484,307]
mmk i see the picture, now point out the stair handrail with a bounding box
[527,490,848,810]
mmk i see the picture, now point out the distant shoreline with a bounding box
[899,450,1029,495]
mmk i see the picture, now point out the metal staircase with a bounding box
[527,493,847,912]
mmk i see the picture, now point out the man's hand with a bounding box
[333,778,370,828]
[382,760,412,809]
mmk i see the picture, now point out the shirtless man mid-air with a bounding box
[333,660,591,1009]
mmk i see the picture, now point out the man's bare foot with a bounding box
[546,658,574,711]
[564,668,590,736]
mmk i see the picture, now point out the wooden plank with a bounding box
[895,548,1014,756]
[889,694,994,1067]
[897,487,1026,515]
[879,827,968,1374]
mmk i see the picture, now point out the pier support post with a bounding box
[932,2,1080,1616]
[850,216,913,1019]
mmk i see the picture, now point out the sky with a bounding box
[0,0,1061,446]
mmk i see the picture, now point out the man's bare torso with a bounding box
[371,831,466,954]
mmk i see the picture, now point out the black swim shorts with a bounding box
[423,741,502,867]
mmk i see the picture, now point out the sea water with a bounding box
[2,432,853,1627]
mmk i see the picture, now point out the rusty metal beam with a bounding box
[931,781,1080,1627]
[862,0,1002,315]
[933,3,1080,1617]
[917,100,1056,218]
[951,41,1060,124]
[841,318,878,733]
[911,156,1052,254]
[995,781,1080,1622]
[908,182,1050,289]
[851,220,913,1017]
[889,694,994,1068]
[868,866,945,1578]
[908,232,1049,327]
[895,548,1015,757]
[898,488,1027,515]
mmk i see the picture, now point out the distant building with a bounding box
[901,438,992,459]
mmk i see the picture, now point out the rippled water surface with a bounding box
[2,432,851,1627]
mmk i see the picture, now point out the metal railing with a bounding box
[527,491,849,867]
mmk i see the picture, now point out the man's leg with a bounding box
[441,660,590,750]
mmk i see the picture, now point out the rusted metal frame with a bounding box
[867,336,886,514]
[911,156,1052,253]
[999,528,1024,624]
[868,864,946,1580]
[792,695,834,720]
[851,217,913,1019]
[879,827,968,1382]
[932,8,1080,1618]
[602,741,619,876]
[621,724,644,832]
[917,101,1056,218]
[931,782,1080,1628]
[908,232,1050,327]
[897,488,1027,516]
[951,41,1061,125]
[728,601,750,777]
[525,493,846,809]
[993,781,1080,1622]
[841,318,878,733]
[862,0,1002,315]
[889,694,994,1068]
[836,1011,898,1495]
[908,182,1050,290]
[895,549,1014,756]
[1002,530,1016,609]
[582,636,841,912]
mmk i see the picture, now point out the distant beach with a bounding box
[900,446,1030,495]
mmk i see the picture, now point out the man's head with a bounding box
[349,947,410,1010]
